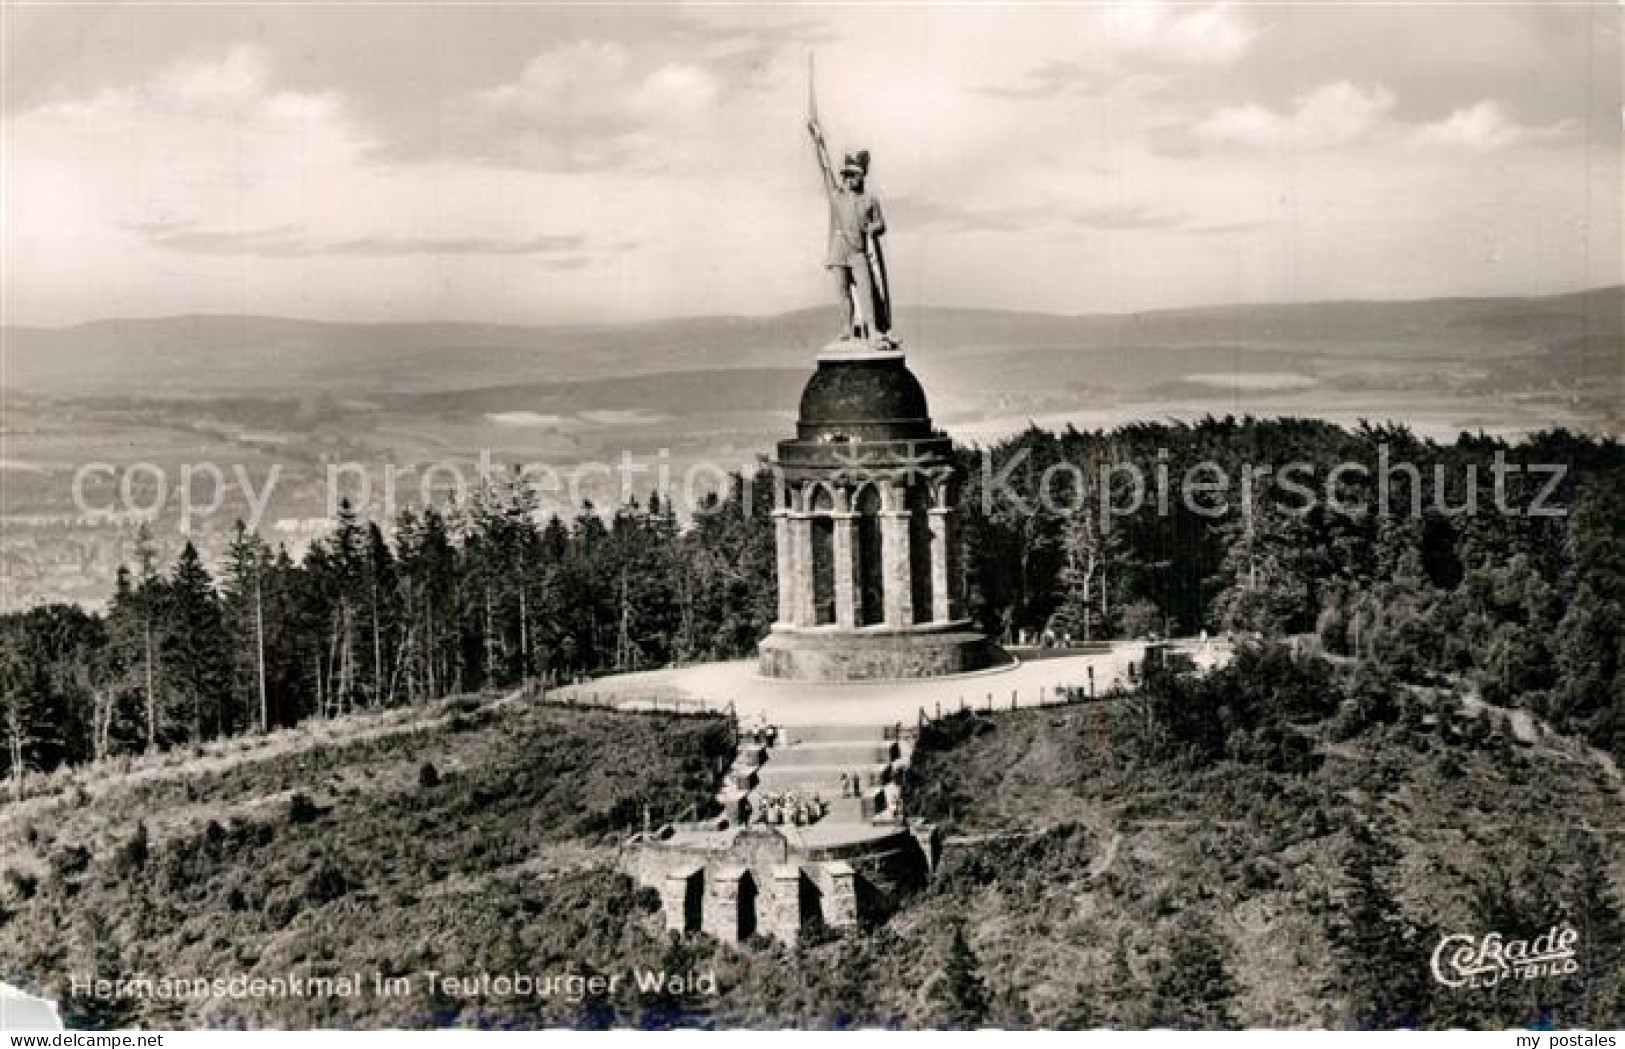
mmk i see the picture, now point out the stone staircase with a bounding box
[765,740,896,766]
[726,723,911,825]
[632,720,939,946]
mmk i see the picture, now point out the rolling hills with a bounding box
[5,287,1618,411]
[2,286,1617,611]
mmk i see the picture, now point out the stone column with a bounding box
[831,511,861,629]
[772,509,794,627]
[704,867,746,945]
[767,865,804,945]
[820,861,859,929]
[880,509,913,628]
[660,866,701,933]
[928,507,952,623]
[789,513,816,627]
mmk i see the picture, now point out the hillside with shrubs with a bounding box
[897,645,1625,1028]
[0,694,734,1028]
[2,644,1620,1028]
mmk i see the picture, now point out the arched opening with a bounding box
[737,872,759,941]
[809,486,836,626]
[855,484,885,626]
[907,484,934,623]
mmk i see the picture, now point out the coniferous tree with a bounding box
[161,541,232,743]
[1328,814,1431,1028]
[932,924,989,1029]
[363,521,400,703]
[502,470,543,683]
[59,912,138,1030]
[103,567,151,754]
[1559,829,1625,1027]
[1145,915,1237,1029]
[261,545,299,727]
[221,521,272,732]
[1210,503,1319,636]
[418,507,460,696]
[1553,482,1625,752]
[132,523,164,750]
[0,629,40,797]
[1048,510,1104,644]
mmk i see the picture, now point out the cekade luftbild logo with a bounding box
[1431,926,1580,989]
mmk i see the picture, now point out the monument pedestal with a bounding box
[759,620,995,681]
[816,335,903,361]
[758,343,999,683]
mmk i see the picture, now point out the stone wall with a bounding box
[622,821,937,943]
[759,626,996,681]
[803,826,933,922]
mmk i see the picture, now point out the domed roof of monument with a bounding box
[797,358,931,436]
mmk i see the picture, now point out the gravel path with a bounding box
[556,645,1155,727]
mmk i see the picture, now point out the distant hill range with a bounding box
[3,287,1619,431]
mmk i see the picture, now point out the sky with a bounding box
[3,2,1619,326]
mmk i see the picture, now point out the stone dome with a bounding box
[795,356,934,442]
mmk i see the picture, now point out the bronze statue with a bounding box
[808,57,893,344]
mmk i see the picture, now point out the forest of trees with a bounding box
[2,417,1620,786]
[955,419,1622,759]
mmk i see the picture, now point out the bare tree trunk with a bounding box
[389,622,414,706]
[339,604,354,715]
[425,595,438,700]
[93,687,112,761]
[144,618,156,750]
[518,583,530,682]
[678,570,696,664]
[326,610,345,717]
[254,573,268,732]
[370,576,383,707]
[483,584,496,685]
[1081,554,1097,644]
[397,579,415,704]
[8,709,25,803]
[615,571,634,670]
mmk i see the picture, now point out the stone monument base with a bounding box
[816,334,903,361]
[758,621,998,681]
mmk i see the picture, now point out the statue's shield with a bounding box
[866,235,892,334]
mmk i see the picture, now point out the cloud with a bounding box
[891,197,1187,234]
[975,60,1108,100]
[668,11,836,80]
[371,40,724,171]
[478,42,715,136]
[4,6,1615,326]
[1192,81,1396,148]
[975,4,1260,99]
[1109,3,1262,68]
[1190,83,1579,157]
[126,221,590,259]
[55,44,340,126]
[1184,218,1269,236]
[1413,100,1573,152]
